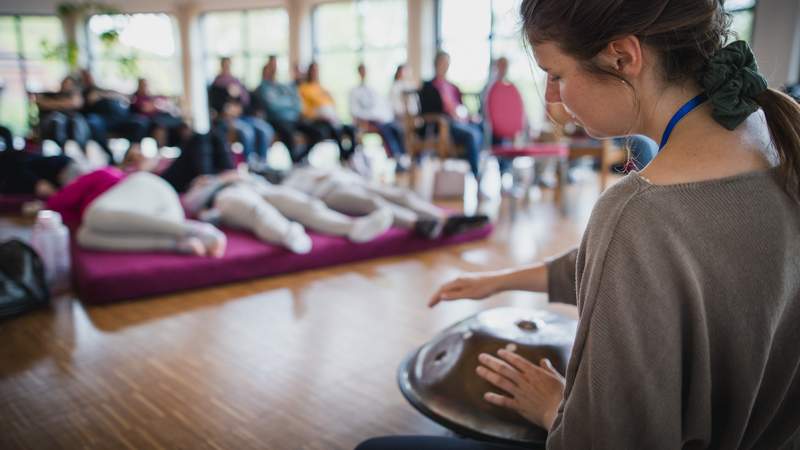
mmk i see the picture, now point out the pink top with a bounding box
[432,77,462,117]
[45,167,125,226]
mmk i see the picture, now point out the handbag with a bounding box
[0,239,50,319]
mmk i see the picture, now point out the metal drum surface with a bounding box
[398,307,577,447]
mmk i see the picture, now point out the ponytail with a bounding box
[755,89,800,202]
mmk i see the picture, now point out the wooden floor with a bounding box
[0,175,607,450]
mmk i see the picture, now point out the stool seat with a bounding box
[491,143,569,159]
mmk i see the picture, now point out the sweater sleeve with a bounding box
[546,234,685,450]
[546,249,578,305]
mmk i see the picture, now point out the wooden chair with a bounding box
[400,90,455,161]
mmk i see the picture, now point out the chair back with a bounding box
[486,81,525,140]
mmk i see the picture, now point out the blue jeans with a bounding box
[450,121,483,178]
[40,111,91,151]
[237,116,274,160]
[372,121,406,158]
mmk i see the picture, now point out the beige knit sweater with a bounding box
[545,170,800,449]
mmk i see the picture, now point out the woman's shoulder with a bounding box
[584,168,794,257]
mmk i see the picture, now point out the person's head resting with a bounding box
[495,57,509,81]
[357,63,367,82]
[220,57,232,76]
[520,0,800,199]
[263,55,278,81]
[434,51,450,79]
[306,62,319,83]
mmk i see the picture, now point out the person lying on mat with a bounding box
[0,150,88,199]
[282,165,490,240]
[45,167,226,257]
[182,171,393,254]
[358,0,800,449]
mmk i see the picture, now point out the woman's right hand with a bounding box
[428,272,503,307]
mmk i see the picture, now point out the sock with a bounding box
[283,222,312,254]
[414,217,445,240]
[348,208,393,243]
[442,214,490,236]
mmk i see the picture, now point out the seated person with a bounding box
[209,57,275,166]
[282,166,489,239]
[420,51,484,180]
[0,150,87,198]
[34,76,91,154]
[131,78,184,148]
[349,63,407,162]
[389,64,419,124]
[298,62,357,161]
[79,69,149,164]
[253,56,326,163]
[183,172,393,254]
[45,167,225,257]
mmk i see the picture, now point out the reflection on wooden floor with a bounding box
[0,173,612,450]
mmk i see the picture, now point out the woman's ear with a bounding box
[598,35,644,78]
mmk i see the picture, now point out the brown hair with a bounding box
[521,0,800,200]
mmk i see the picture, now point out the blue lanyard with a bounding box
[659,93,708,150]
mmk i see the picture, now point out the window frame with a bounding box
[199,7,290,85]
[310,0,408,62]
[0,13,68,134]
[85,11,184,95]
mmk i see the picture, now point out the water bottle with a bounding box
[30,210,71,293]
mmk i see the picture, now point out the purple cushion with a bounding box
[72,224,493,304]
[0,195,34,215]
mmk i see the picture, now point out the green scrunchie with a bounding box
[700,40,768,130]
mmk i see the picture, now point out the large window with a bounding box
[437,0,547,130]
[312,0,408,122]
[201,8,290,89]
[727,0,757,43]
[0,15,68,135]
[87,13,181,96]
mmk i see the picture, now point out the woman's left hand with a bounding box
[476,349,566,430]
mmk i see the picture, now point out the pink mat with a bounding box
[72,224,493,304]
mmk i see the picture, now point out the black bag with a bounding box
[0,239,50,318]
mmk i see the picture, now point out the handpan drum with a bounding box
[397,307,577,447]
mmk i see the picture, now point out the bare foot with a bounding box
[177,236,206,256]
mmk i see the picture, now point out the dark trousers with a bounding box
[269,118,326,162]
[86,113,150,162]
[312,119,357,161]
[450,121,483,178]
[160,129,234,193]
[371,121,406,158]
[40,111,91,151]
[356,436,529,450]
[148,112,184,147]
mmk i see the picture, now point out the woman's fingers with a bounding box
[478,353,521,384]
[428,281,465,307]
[498,349,540,374]
[476,365,517,394]
[483,392,517,410]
